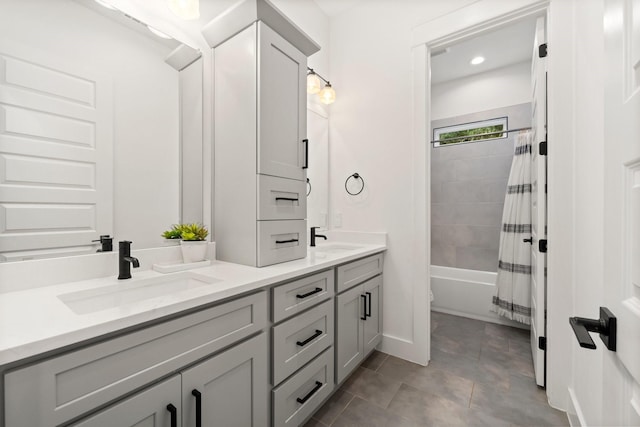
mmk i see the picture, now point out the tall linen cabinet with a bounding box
[203,0,320,267]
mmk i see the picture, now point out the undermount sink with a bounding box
[311,243,364,254]
[58,272,222,315]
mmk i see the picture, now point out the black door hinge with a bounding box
[539,141,547,156]
[539,336,546,350]
[539,239,548,253]
[539,43,548,58]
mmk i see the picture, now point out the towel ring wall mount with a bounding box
[345,173,365,196]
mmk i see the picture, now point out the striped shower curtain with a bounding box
[491,131,532,324]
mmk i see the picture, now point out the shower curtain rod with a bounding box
[430,126,532,144]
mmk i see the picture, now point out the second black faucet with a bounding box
[118,240,140,280]
[310,227,327,247]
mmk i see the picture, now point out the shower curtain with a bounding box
[491,131,532,324]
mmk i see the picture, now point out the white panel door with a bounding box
[530,16,547,388]
[258,22,307,182]
[601,0,640,424]
[0,42,113,261]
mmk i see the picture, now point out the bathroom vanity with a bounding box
[0,241,385,427]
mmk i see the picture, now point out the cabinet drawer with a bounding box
[272,347,334,427]
[272,269,334,323]
[272,299,334,385]
[257,174,306,220]
[4,291,267,427]
[336,253,383,293]
[257,219,307,267]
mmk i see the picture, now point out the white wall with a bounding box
[431,61,531,120]
[328,0,481,363]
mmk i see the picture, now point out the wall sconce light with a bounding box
[307,67,336,105]
[166,0,200,20]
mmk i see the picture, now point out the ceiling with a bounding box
[431,17,538,85]
[312,0,361,17]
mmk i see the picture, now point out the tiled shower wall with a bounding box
[431,103,531,272]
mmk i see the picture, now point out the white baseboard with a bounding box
[567,387,585,427]
[379,334,429,366]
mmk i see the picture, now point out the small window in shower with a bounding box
[432,117,508,147]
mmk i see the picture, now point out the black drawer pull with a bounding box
[275,197,299,202]
[365,291,372,318]
[361,294,367,320]
[296,381,322,404]
[297,329,323,347]
[191,389,202,427]
[167,404,177,427]
[276,239,299,244]
[296,287,323,299]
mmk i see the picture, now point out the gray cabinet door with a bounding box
[257,22,307,182]
[363,276,383,355]
[72,376,181,427]
[181,333,268,427]
[335,284,365,384]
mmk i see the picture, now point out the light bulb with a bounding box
[318,83,336,105]
[307,72,322,94]
[166,0,200,20]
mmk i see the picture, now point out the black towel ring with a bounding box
[306,178,312,196]
[345,173,364,196]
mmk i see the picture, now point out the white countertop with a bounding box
[0,242,385,367]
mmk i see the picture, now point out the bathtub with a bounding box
[430,265,529,330]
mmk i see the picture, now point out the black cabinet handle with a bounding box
[523,237,533,244]
[303,139,309,169]
[191,389,202,427]
[275,197,299,202]
[296,287,323,299]
[276,239,299,244]
[166,403,177,427]
[361,294,367,320]
[297,329,323,347]
[365,292,372,318]
[296,381,322,404]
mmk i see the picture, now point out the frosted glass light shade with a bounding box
[319,84,336,105]
[307,73,322,94]
[166,0,200,20]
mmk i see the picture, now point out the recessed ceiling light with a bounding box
[94,0,117,10]
[470,56,485,65]
[147,25,172,39]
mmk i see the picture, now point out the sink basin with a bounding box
[58,272,222,315]
[311,243,364,254]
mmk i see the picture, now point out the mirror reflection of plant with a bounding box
[161,223,209,241]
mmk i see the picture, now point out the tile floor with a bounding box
[305,311,568,426]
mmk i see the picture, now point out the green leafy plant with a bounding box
[161,224,183,240]
[161,223,209,241]
[179,223,209,241]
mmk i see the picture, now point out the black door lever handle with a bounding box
[523,237,533,244]
[569,307,616,351]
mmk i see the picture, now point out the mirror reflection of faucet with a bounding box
[310,227,327,247]
[118,241,140,280]
[92,235,113,252]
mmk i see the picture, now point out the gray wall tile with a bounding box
[430,103,529,272]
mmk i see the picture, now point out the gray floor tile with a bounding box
[332,396,418,427]
[303,417,327,427]
[311,389,354,426]
[341,367,402,409]
[361,350,388,371]
[387,383,510,427]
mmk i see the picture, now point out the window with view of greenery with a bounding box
[433,117,508,147]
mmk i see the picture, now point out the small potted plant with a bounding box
[162,223,209,262]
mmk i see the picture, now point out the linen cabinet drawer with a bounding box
[272,347,334,427]
[272,299,334,385]
[4,291,267,427]
[336,253,383,293]
[257,174,307,220]
[257,219,307,267]
[272,269,334,323]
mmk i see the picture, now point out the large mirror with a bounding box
[0,0,202,262]
[306,105,329,230]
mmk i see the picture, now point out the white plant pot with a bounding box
[180,240,207,263]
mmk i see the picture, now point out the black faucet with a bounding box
[310,227,327,247]
[118,240,140,280]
